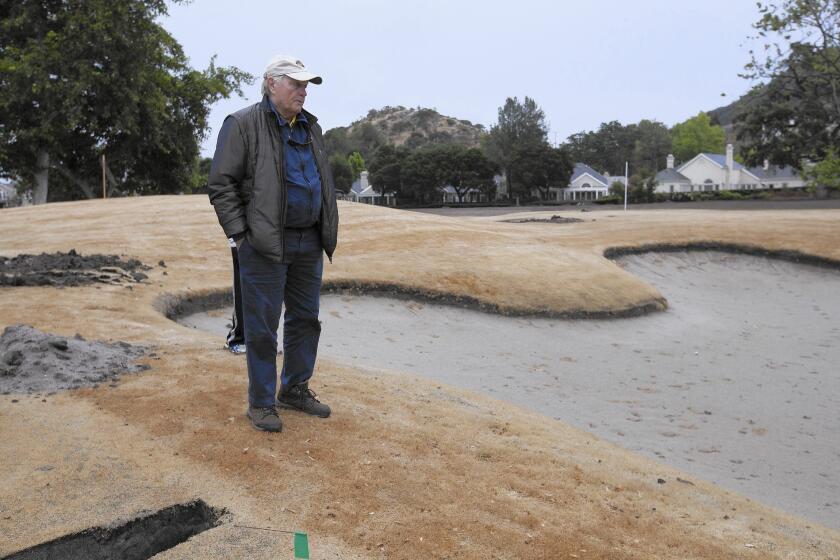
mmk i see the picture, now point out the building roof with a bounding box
[655,168,691,183]
[747,165,801,180]
[700,153,745,171]
[571,163,609,186]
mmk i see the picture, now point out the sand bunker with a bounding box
[0,249,150,287]
[0,325,149,394]
[180,250,840,530]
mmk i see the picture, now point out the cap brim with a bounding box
[287,71,322,84]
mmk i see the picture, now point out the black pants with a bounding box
[226,238,245,347]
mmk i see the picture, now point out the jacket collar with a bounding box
[260,95,318,124]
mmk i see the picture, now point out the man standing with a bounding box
[208,55,339,432]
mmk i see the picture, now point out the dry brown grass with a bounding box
[1,196,839,559]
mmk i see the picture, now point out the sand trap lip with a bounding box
[174,249,840,530]
[603,241,840,270]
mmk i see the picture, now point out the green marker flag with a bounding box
[294,532,310,559]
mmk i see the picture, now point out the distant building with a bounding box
[441,185,489,204]
[347,171,396,206]
[654,144,806,194]
[556,163,626,201]
[0,182,18,208]
[748,162,805,190]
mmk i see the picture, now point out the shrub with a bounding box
[593,195,622,205]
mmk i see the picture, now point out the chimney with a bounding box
[763,159,770,171]
[360,170,370,190]
[725,144,734,170]
[666,154,674,169]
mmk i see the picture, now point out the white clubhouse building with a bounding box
[655,144,805,194]
[557,163,627,201]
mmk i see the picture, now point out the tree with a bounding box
[736,0,840,167]
[565,121,633,175]
[484,97,549,198]
[627,173,657,203]
[435,145,498,203]
[0,0,251,203]
[347,151,365,180]
[401,148,443,204]
[609,180,626,198]
[329,153,353,193]
[188,157,213,193]
[565,119,671,176]
[508,142,573,201]
[805,147,840,190]
[671,113,726,163]
[632,119,673,175]
[368,145,410,199]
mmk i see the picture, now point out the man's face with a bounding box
[269,76,308,118]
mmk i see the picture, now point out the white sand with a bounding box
[181,251,840,529]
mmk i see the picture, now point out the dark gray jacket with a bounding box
[207,96,339,262]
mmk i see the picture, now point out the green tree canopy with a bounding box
[565,121,632,175]
[368,145,410,198]
[736,0,840,167]
[347,151,365,180]
[805,148,840,191]
[328,153,353,194]
[632,119,673,175]
[565,119,671,176]
[671,113,726,163]
[509,142,573,201]
[435,145,498,203]
[400,148,442,204]
[0,0,251,203]
[484,96,548,198]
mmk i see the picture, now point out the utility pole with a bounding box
[101,154,107,199]
[624,161,628,211]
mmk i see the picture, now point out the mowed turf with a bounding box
[1,195,839,559]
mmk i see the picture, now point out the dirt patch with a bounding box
[3,500,226,560]
[501,214,584,224]
[0,249,150,287]
[0,325,149,394]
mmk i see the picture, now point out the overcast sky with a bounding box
[162,0,766,156]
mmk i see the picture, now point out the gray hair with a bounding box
[261,71,286,97]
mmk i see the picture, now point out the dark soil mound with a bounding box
[0,325,149,394]
[0,249,150,287]
[502,215,584,224]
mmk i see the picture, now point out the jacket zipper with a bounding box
[268,112,287,262]
[310,135,335,263]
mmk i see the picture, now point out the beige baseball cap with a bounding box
[264,55,323,84]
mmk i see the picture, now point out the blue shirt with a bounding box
[269,102,322,228]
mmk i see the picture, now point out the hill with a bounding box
[324,106,486,158]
